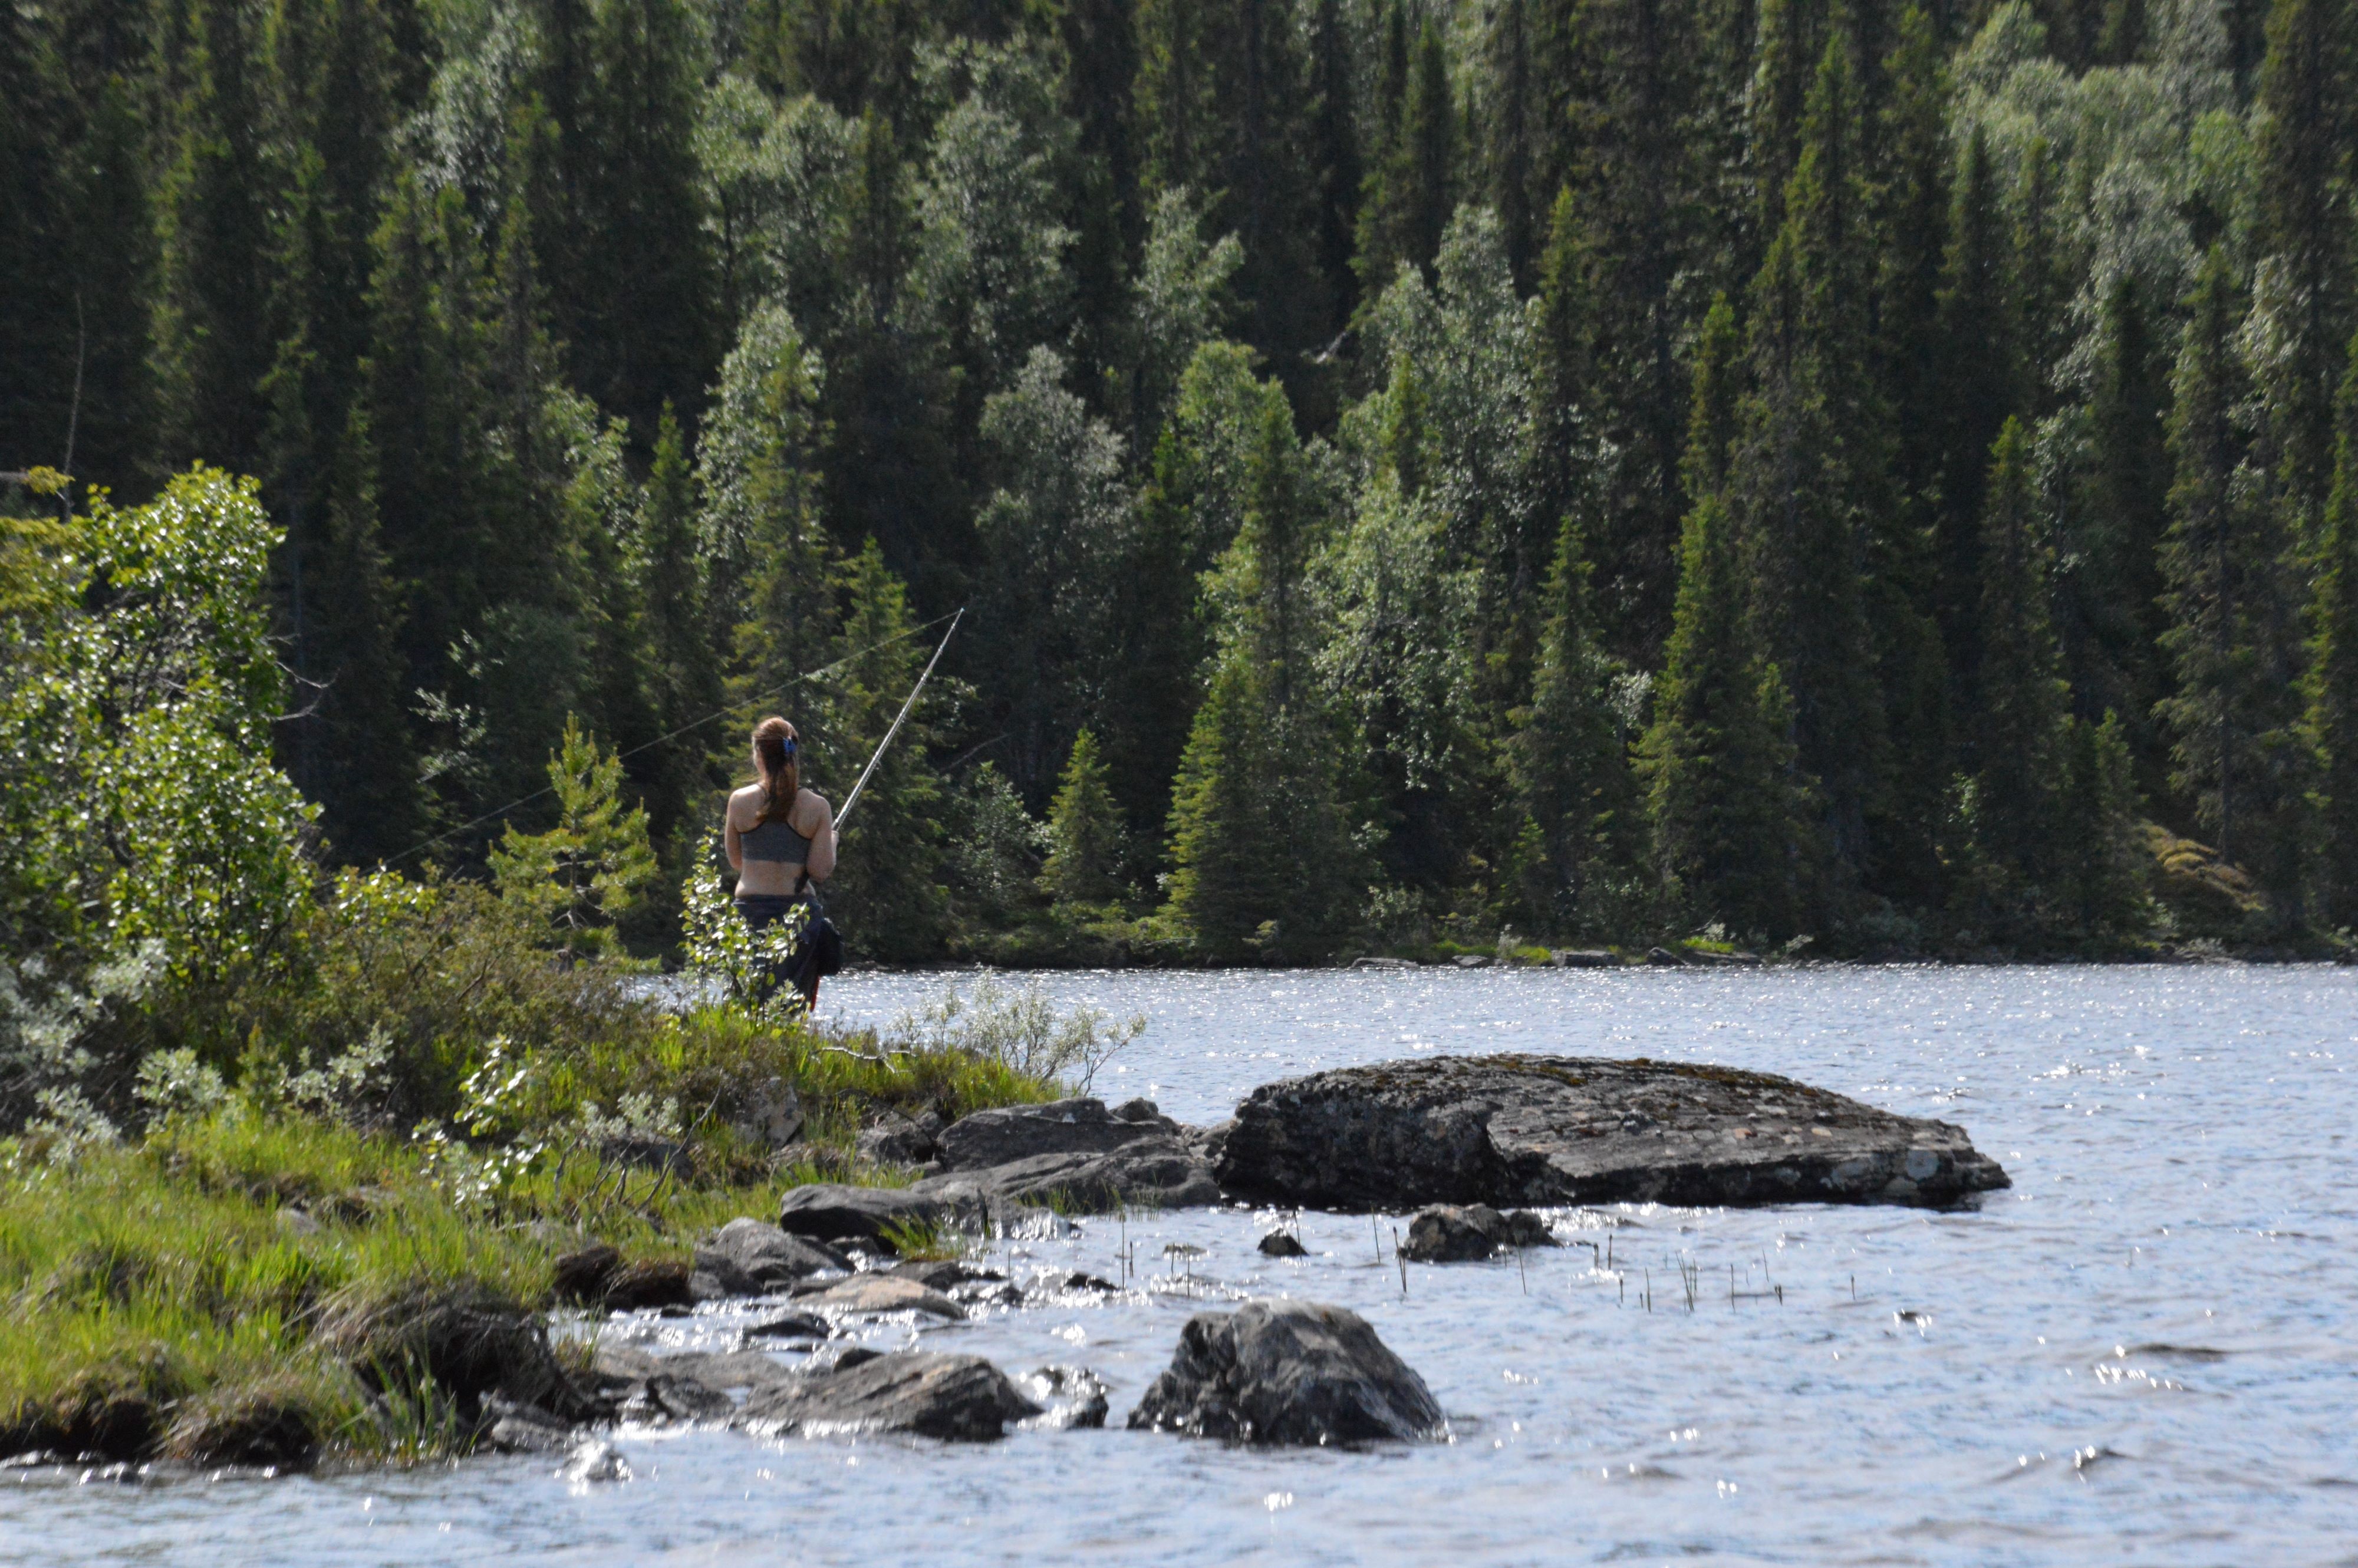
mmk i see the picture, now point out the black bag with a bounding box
[794,870,844,979]
[806,907,844,978]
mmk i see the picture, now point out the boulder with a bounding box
[735,1352,1042,1442]
[776,1182,977,1247]
[1215,1054,2011,1211]
[1396,1204,1556,1261]
[1257,1231,1308,1258]
[692,1218,848,1300]
[857,1112,939,1167]
[1127,1301,1444,1445]
[920,1096,1220,1212]
[805,1273,965,1319]
[322,1280,593,1422]
[729,1076,805,1149]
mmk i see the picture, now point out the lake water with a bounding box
[11,964,2358,1566]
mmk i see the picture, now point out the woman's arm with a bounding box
[723,793,745,873]
[802,792,837,882]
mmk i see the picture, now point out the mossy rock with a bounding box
[2140,822,2267,938]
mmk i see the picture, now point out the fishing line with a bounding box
[835,607,963,829]
[381,609,961,867]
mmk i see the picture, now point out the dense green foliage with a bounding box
[7,0,2358,954]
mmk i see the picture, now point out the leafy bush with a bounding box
[885,975,1144,1093]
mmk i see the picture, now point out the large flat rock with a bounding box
[1215,1054,2010,1210]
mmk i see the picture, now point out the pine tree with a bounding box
[1486,0,1539,287]
[1511,519,1639,930]
[1041,728,1127,905]
[817,539,950,959]
[2306,330,2358,927]
[489,715,659,960]
[2156,248,2307,907]
[2050,710,2146,938]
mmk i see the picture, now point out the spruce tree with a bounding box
[1969,417,2069,881]
[1558,0,1705,660]
[575,0,719,444]
[1356,19,1455,295]
[1062,0,1142,395]
[1933,123,2023,728]
[1305,0,1363,332]
[1041,729,1127,905]
[2156,248,2307,906]
[1727,38,1886,888]
[636,404,718,841]
[152,0,277,478]
[1639,494,1812,938]
[306,406,422,864]
[2011,135,2070,415]
[816,539,949,958]
[2070,270,2172,769]
[1874,5,1948,541]
[2250,0,2355,550]
[1162,379,1365,958]
[2306,331,2358,927]
[1511,519,1639,930]
[0,7,77,479]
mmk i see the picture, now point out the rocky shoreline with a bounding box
[452,1052,2007,1464]
[5,1053,2006,1471]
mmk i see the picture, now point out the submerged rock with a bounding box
[1021,1365,1110,1429]
[1397,1204,1558,1261]
[1257,1231,1309,1257]
[735,1352,1041,1441]
[805,1273,966,1319]
[1216,1054,2011,1211]
[1127,1300,1444,1445]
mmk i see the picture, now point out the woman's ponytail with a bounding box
[752,716,800,823]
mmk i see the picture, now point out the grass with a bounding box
[0,1002,1063,1470]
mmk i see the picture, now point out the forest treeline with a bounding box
[5,0,2357,958]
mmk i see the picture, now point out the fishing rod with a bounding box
[834,607,963,829]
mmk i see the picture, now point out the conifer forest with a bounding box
[6,0,2358,961]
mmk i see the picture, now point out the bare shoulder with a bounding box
[791,788,832,832]
[726,783,766,827]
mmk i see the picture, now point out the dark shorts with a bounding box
[736,895,815,998]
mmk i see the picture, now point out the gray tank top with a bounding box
[739,813,812,864]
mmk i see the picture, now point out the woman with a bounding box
[726,716,838,1011]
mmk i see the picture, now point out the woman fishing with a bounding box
[725,716,837,1012]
